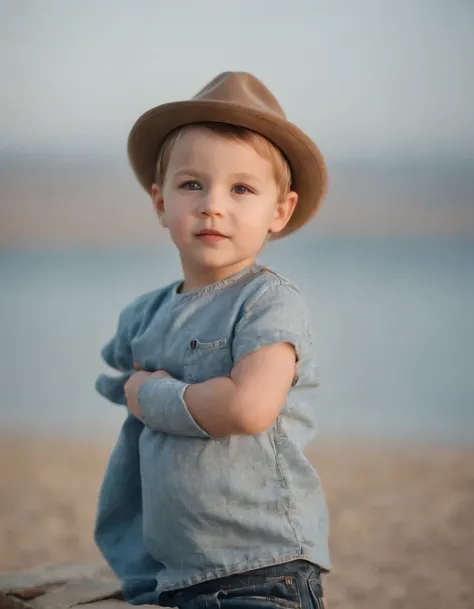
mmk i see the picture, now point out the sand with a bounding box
[0,435,473,609]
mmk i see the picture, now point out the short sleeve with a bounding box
[100,303,139,373]
[96,294,150,405]
[232,283,312,367]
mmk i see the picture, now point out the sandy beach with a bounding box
[1,435,473,608]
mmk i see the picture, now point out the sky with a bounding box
[1,0,473,160]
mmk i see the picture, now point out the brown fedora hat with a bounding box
[128,72,328,238]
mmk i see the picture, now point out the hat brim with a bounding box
[128,100,328,238]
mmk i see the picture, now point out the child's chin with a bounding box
[192,250,240,269]
[195,254,230,268]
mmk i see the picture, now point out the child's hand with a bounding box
[133,362,172,380]
[149,369,173,381]
[125,366,174,421]
[124,371,151,421]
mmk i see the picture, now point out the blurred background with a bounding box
[1,1,473,607]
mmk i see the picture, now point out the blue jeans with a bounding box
[159,561,325,609]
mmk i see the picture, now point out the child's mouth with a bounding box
[196,230,228,244]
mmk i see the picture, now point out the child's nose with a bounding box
[199,190,224,216]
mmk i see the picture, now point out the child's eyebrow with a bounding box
[171,170,263,185]
[173,168,203,178]
[230,172,264,185]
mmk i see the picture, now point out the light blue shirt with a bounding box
[95,264,330,604]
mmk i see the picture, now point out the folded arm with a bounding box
[132,283,310,438]
[131,342,295,438]
[184,342,296,436]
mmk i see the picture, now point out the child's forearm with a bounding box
[137,375,254,439]
[183,377,249,437]
[137,343,295,438]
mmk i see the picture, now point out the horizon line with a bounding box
[1,149,474,168]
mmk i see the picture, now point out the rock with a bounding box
[0,562,135,609]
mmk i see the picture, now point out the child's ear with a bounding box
[269,191,298,235]
[151,184,168,228]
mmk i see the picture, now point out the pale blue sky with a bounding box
[1,0,473,159]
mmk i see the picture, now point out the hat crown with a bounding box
[193,72,286,119]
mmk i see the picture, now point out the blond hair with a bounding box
[154,122,292,197]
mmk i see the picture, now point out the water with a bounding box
[1,236,473,445]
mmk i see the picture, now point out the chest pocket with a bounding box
[182,337,233,383]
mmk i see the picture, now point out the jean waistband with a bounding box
[160,560,321,604]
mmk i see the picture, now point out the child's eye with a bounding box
[180,181,202,191]
[232,184,252,195]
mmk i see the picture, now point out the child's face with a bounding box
[151,127,297,282]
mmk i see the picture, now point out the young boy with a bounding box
[95,72,330,608]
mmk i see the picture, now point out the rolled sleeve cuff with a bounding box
[233,329,302,365]
[138,377,210,438]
